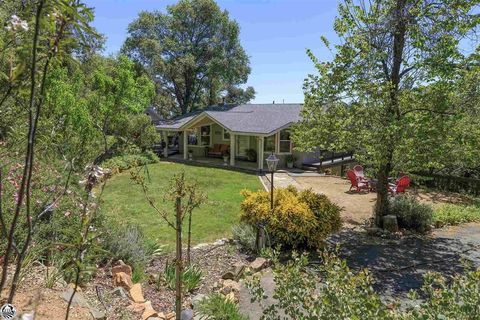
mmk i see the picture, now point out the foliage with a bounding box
[292,0,480,224]
[245,148,257,162]
[122,0,252,115]
[388,195,433,232]
[433,203,480,227]
[102,151,159,173]
[285,154,296,163]
[232,223,257,253]
[240,187,342,248]
[224,85,256,105]
[164,261,203,293]
[247,250,480,319]
[247,250,391,319]
[196,293,248,320]
[100,224,153,269]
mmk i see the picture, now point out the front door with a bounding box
[236,136,250,156]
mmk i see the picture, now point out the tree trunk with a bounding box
[187,211,192,266]
[175,197,182,320]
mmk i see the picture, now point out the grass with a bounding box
[433,202,480,227]
[99,162,262,250]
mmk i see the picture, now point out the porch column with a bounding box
[258,137,264,171]
[183,130,188,160]
[274,132,279,154]
[230,133,236,166]
[163,131,169,158]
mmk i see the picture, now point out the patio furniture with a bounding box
[353,165,366,180]
[347,169,370,192]
[206,144,229,158]
[388,175,411,195]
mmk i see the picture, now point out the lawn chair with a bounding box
[388,175,410,195]
[353,165,365,179]
[347,169,370,192]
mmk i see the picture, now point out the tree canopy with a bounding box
[292,0,480,225]
[122,0,253,116]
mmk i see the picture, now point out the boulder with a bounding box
[89,308,106,320]
[165,312,176,320]
[127,302,146,313]
[113,272,133,290]
[219,279,240,295]
[383,215,399,233]
[129,283,146,303]
[249,257,268,272]
[59,288,89,307]
[191,294,207,308]
[142,301,158,320]
[112,261,132,278]
[181,309,194,320]
[221,262,246,281]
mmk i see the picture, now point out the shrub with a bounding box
[388,195,433,232]
[196,293,248,320]
[432,203,480,227]
[102,151,159,173]
[165,262,202,293]
[101,224,152,268]
[240,186,342,248]
[232,223,257,253]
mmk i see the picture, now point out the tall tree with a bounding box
[122,0,252,115]
[293,0,479,226]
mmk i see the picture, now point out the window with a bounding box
[200,125,211,146]
[279,129,292,153]
[264,135,275,153]
[187,129,197,145]
[223,129,230,141]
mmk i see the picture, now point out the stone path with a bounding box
[239,224,480,319]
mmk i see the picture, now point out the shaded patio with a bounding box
[164,153,261,173]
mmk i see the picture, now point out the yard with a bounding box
[99,162,262,249]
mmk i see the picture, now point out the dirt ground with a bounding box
[293,175,475,227]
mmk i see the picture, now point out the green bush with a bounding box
[232,223,257,253]
[240,186,342,248]
[102,151,159,173]
[165,262,202,293]
[196,293,248,320]
[433,203,480,227]
[388,195,433,232]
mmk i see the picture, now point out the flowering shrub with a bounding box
[388,195,433,232]
[102,151,159,173]
[240,186,342,247]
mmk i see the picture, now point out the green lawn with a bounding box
[99,162,262,249]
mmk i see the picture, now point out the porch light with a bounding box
[266,153,279,172]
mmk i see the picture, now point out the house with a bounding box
[154,103,353,172]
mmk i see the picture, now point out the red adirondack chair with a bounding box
[353,165,366,181]
[347,169,370,192]
[388,175,410,194]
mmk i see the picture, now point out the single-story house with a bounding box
[153,103,353,172]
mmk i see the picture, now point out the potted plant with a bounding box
[285,154,296,169]
[188,149,193,160]
[223,153,229,165]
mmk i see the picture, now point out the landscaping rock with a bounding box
[111,287,128,299]
[142,301,159,320]
[191,294,207,308]
[383,215,399,233]
[165,312,176,320]
[20,312,34,320]
[113,271,133,290]
[89,307,106,320]
[112,260,133,278]
[59,288,89,307]
[181,309,194,320]
[250,257,268,272]
[222,262,246,280]
[220,279,240,295]
[129,283,146,303]
[226,292,235,302]
[127,302,146,313]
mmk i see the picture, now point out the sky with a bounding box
[83,0,341,104]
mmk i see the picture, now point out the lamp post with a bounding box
[256,153,279,253]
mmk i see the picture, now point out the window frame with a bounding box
[222,128,231,141]
[278,129,292,154]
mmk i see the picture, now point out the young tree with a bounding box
[122,0,252,115]
[293,0,479,226]
[133,171,205,319]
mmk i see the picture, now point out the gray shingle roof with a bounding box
[155,103,302,135]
